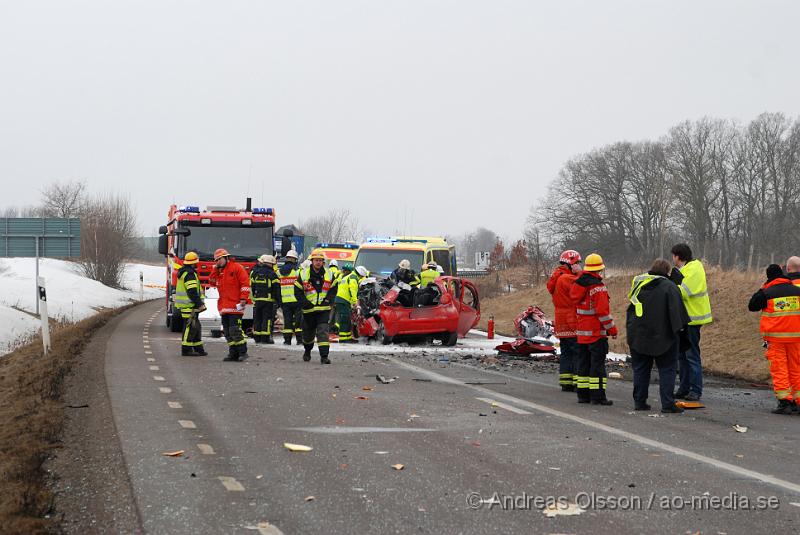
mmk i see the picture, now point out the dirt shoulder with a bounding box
[0,307,141,534]
[476,267,770,383]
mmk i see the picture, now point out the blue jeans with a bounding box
[677,325,703,396]
[632,341,678,409]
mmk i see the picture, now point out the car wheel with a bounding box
[377,324,393,345]
[443,332,458,346]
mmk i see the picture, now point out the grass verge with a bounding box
[0,308,126,534]
[477,267,770,383]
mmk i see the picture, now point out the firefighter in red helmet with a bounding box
[547,250,582,391]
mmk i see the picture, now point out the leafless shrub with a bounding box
[299,208,362,243]
[79,193,137,288]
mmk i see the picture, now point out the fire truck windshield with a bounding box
[178,224,274,261]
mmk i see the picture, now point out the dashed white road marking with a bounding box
[218,476,245,491]
[197,443,216,454]
[143,345,151,349]
[149,365,160,371]
[168,401,182,409]
[153,375,165,381]
[178,420,196,429]
[145,351,153,355]
[476,397,532,415]
[159,387,172,393]
[255,522,284,535]
[386,357,800,495]
[147,357,156,362]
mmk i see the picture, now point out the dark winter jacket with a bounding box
[178,265,204,308]
[626,273,690,356]
[389,268,420,287]
[249,264,280,301]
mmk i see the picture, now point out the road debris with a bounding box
[161,450,185,457]
[362,386,374,391]
[374,451,389,455]
[355,395,369,400]
[391,463,405,470]
[284,443,313,452]
[304,496,315,502]
[676,400,705,409]
[542,502,585,517]
[608,372,622,379]
[733,424,748,433]
[376,374,397,384]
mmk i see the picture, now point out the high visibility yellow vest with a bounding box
[627,273,664,317]
[677,259,713,325]
[419,269,440,287]
[279,268,298,303]
[296,267,334,313]
[175,269,204,310]
[336,272,361,306]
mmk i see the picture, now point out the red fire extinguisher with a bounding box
[487,315,495,339]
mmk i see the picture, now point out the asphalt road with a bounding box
[99,301,800,534]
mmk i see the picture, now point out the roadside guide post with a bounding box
[38,276,51,355]
[139,271,144,301]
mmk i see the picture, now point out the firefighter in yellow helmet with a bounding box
[175,251,207,356]
[294,251,338,363]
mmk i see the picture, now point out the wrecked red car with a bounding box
[355,276,480,346]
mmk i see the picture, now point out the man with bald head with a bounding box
[787,256,800,284]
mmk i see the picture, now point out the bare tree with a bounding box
[299,209,362,243]
[40,179,87,218]
[80,193,138,288]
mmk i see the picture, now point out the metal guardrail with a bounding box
[457,269,490,279]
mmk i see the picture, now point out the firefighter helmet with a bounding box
[398,259,411,270]
[329,259,338,267]
[583,253,605,272]
[213,248,230,260]
[355,266,369,277]
[342,262,353,272]
[559,250,581,265]
[309,251,325,260]
[285,250,299,260]
[183,251,199,265]
[258,254,276,265]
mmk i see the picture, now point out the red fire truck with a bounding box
[157,199,276,332]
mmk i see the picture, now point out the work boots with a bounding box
[194,345,208,356]
[265,335,275,344]
[181,347,194,356]
[302,345,312,362]
[772,399,793,415]
[320,348,331,365]
[284,334,293,345]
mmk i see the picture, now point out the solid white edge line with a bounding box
[384,356,800,495]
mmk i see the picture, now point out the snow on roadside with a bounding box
[0,258,164,355]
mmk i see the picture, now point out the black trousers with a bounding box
[281,302,302,335]
[631,341,678,409]
[221,314,247,356]
[576,338,609,401]
[302,310,330,358]
[180,310,202,349]
[559,337,578,387]
[252,300,275,338]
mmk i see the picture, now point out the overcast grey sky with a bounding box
[1,1,799,239]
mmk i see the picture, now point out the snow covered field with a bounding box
[0,258,164,354]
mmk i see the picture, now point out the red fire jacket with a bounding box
[210,259,251,315]
[569,271,617,344]
[547,265,578,338]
